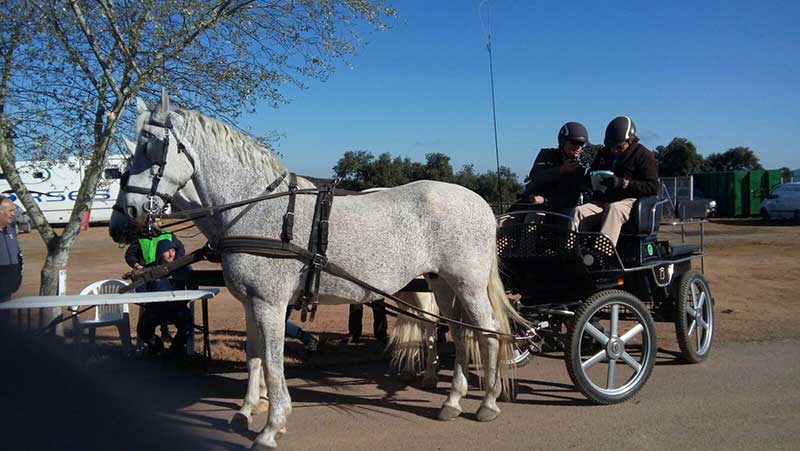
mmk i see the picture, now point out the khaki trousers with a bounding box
[571,198,637,246]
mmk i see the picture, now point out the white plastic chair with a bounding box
[71,279,132,359]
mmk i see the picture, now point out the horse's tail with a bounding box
[466,241,531,395]
[389,290,439,376]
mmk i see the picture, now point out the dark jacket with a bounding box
[1,223,22,299]
[145,239,196,292]
[589,139,660,203]
[516,148,587,211]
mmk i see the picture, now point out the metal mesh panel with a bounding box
[497,220,622,272]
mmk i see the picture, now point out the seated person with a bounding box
[572,116,660,247]
[509,121,589,215]
[137,239,197,357]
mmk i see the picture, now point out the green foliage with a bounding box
[333,151,522,210]
[656,138,706,176]
[705,147,763,172]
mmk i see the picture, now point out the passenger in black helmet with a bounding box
[509,121,589,214]
[571,116,660,246]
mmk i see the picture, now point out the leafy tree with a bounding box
[422,152,453,182]
[454,164,479,191]
[656,137,706,176]
[0,0,394,305]
[474,166,523,212]
[705,147,763,172]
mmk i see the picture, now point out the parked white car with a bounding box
[760,183,800,221]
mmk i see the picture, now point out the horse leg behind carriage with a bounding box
[111,93,525,450]
[390,286,441,389]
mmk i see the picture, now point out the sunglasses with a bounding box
[567,140,585,147]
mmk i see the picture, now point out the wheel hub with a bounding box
[606,337,624,359]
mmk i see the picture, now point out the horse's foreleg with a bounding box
[252,304,291,451]
[232,302,267,431]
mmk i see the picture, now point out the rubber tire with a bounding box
[565,289,657,405]
[761,207,770,221]
[674,271,714,363]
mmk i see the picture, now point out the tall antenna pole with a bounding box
[482,1,503,211]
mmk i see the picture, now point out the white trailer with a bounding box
[0,156,126,224]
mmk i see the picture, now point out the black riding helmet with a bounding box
[557,122,589,146]
[604,116,637,147]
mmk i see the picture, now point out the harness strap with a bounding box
[298,183,335,321]
[281,173,298,243]
[216,171,289,242]
[119,246,210,294]
[213,235,521,339]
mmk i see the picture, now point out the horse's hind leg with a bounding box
[427,278,467,421]
[458,286,504,422]
[231,301,268,431]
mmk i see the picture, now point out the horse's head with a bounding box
[109,90,196,243]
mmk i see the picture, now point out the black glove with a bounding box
[601,175,623,190]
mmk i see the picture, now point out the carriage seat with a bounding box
[675,199,709,221]
[621,196,664,236]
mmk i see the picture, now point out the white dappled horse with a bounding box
[110,93,524,450]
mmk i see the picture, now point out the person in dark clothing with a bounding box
[510,122,590,214]
[125,221,185,270]
[572,116,660,246]
[0,196,23,302]
[136,239,196,357]
[347,299,388,343]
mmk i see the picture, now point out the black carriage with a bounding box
[497,194,714,404]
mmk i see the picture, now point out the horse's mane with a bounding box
[166,109,315,189]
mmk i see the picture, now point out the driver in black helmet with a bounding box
[510,121,589,214]
[572,116,660,247]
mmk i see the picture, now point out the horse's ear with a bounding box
[123,137,136,155]
[158,88,170,113]
[136,97,148,114]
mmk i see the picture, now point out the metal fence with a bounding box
[660,176,694,220]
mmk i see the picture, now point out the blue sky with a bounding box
[239,0,800,180]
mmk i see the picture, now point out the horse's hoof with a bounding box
[420,375,438,390]
[252,399,270,416]
[229,412,251,431]
[250,443,276,451]
[476,406,500,422]
[437,405,462,421]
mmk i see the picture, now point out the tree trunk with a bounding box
[38,238,75,336]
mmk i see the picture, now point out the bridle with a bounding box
[120,114,196,236]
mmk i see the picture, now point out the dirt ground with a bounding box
[8,218,800,366]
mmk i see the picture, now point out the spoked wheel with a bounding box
[565,290,657,405]
[675,271,714,363]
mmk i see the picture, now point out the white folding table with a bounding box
[0,289,220,359]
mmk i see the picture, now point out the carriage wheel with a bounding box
[565,290,657,405]
[675,271,714,363]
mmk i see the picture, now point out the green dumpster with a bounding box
[693,169,783,217]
